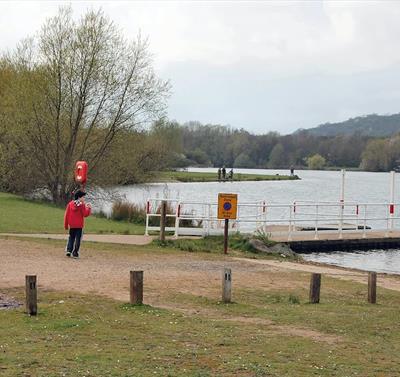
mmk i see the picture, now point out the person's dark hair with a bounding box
[74,190,86,200]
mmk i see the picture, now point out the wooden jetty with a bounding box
[269,229,400,253]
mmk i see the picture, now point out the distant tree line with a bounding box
[155,121,362,169]
[154,120,400,172]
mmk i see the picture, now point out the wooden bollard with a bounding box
[309,273,321,304]
[368,272,377,304]
[130,271,143,305]
[25,275,37,315]
[222,268,232,303]
[159,200,167,242]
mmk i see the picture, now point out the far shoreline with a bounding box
[153,170,300,183]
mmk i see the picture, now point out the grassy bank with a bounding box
[0,192,144,234]
[2,275,400,376]
[157,171,300,183]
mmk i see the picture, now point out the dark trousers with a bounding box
[67,228,83,253]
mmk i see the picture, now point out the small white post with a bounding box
[236,205,240,232]
[288,205,292,241]
[263,201,267,223]
[389,171,395,232]
[145,215,149,236]
[145,200,150,236]
[174,203,180,238]
[355,204,359,231]
[363,204,367,239]
[293,201,296,232]
[257,201,262,229]
[201,208,207,236]
[339,169,345,239]
[208,203,212,235]
[340,169,346,203]
[314,204,319,240]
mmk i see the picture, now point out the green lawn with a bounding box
[0,192,144,234]
[157,171,300,183]
[1,275,400,376]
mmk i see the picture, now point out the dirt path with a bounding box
[0,233,154,245]
[2,237,400,304]
[0,238,284,305]
[4,237,400,344]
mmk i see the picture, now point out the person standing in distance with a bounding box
[64,190,91,258]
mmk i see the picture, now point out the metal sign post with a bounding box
[217,193,238,254]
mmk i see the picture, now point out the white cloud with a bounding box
[2,1,400,72]
[2,1,400,132]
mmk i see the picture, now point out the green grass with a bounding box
[2,275,400,376]
[154,234,257,254]
[157,171,300,183]
[0,192,144,234]
[154,235,301,261]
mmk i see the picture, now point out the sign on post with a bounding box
[218,193,238,254]
[218,193,238,220]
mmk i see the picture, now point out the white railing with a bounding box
[144,198,400,241]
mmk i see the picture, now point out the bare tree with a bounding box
[4,7,170,204]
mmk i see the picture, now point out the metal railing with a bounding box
[144,198,400,240]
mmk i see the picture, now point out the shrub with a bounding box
[155,234,257,254]
[111,200,207,228]
[111,201,146,224]
[96,210,108,219]
[253,229,275,246]
[288,294,300,304]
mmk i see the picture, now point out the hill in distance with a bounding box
[297,113,400,137]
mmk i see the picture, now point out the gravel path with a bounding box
[0,238,287,306]
[2,237,400,309]
[0,233,153,245]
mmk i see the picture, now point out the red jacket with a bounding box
[64,200,91,229]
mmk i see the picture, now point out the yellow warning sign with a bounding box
[218,193,238,220]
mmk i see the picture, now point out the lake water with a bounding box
[302,250,400,275]
[107,168,400,274]
[113,168,400,207]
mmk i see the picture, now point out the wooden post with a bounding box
[222,268,232,303]
[160,200,167,242]
[130,271,143,305]
[309,273,321,304]
[25,275,37,315]
[223,219,229,254]
[368,272,377,304]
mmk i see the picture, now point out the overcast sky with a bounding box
[1,1,400,134]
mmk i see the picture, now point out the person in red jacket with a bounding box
[64,190,91,258]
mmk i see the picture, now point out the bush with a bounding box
[111,200,206,228]
[111,200,182,227]
[288,294,300,304]
[155,234,257,254]
[111,201,146,224]
[253,229,275,247]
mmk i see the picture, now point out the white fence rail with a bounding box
[144,198,400,240]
